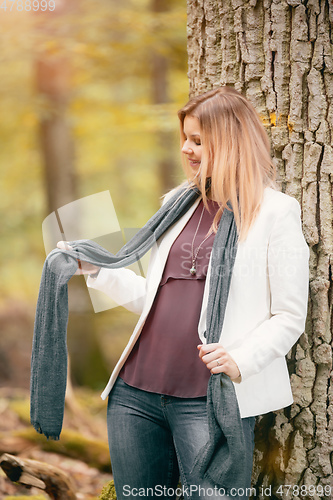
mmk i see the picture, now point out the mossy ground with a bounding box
[14,427,110,472]
[99,480,117,500]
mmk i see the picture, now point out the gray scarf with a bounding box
[30,185,248,491]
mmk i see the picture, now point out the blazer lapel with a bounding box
[141,197,201,317]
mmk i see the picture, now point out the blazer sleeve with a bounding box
[87,268,147,315]
[228,197,310,382]
[86,184,185,315]
[85,190,174,315]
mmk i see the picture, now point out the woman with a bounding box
[57,87,309,499]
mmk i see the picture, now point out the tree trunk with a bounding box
[186,0,332,498]
[36,54,77,216]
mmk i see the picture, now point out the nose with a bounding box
[182,141,193,155]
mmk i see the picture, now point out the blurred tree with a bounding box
[36,54,77,215]
[186,0,332,497]
[33,1,78,214]
[151,0,178,193]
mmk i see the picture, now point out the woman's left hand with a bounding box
[197,343,241,380]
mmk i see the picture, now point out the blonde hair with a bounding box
[177,86,276,241]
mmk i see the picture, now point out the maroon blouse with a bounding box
[119,199,220,397]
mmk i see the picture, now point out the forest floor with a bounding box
[0,386,113,499]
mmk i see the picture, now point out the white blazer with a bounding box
[87,187,310,418]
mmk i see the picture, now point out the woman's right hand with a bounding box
[57,241,101,276]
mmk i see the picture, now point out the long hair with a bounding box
[177,86,276,241]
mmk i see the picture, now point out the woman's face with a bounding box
[181,115,202,171]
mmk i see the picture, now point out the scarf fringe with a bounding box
[32,422,60,441]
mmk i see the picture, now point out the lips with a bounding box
[188,159,201,166]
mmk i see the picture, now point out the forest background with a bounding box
[0,0,189,498]
[0,0,188,389]
[1,0,332,499]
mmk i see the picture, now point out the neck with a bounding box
[205,191,219,203]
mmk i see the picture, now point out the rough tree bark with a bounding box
[186,1,332,498]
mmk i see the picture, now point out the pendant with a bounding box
[190,266,196,276]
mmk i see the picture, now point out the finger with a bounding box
[210,365,225,375]
[201,351,225,365]
[57,241,73,251]
[197,344,208,359]
[197,343,221,355]
[199,344,226,362]
[74,261,83,275]
[207,358,224,370]
[210,360,240,379]
[209,358,231,374]
[197,345,205,359]
[198,345,218,360]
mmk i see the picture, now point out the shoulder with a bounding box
[260,188,308,252]
[261,187,301,217]
[243,187,303,244]
[161,181,192,206]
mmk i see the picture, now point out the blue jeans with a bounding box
[107,377,255,500]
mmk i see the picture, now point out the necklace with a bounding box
[190,204,213,276]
